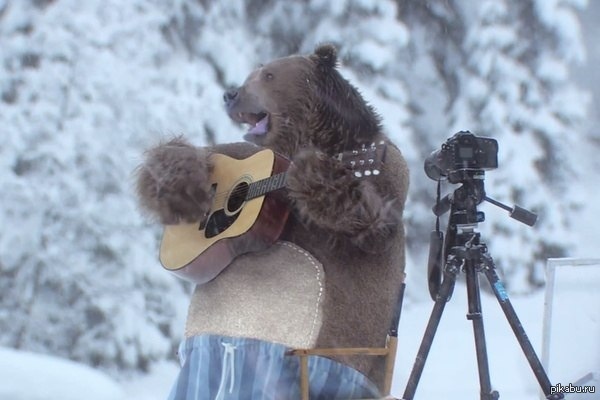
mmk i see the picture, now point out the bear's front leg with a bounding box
[286,147,401,253]
[136,137,213,225]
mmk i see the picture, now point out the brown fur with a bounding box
[135,136,213,225]
[135,44,410,387]
[285,146,401,254]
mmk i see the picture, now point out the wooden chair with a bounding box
[286,282,405,400]
[286,333,398,399]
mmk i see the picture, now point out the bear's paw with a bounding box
[135,137,213,225]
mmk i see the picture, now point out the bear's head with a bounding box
[224,44,381,157]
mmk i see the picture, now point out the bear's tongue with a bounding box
[246,113,269,135]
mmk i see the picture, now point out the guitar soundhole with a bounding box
[202,181,249,239]
[204,210,239,239]
[227,182,249,214]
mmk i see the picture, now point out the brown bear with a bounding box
[136,44,409,398]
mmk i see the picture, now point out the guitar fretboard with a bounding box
[246,172,287,200]
[244,142,385,201]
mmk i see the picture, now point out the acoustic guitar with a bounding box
[159,142,387,284]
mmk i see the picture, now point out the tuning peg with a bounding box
[373,169,380,175]
[354,171,363,178]
[359,159,365,166]
[364,170,372,176]
[368,158,374,164]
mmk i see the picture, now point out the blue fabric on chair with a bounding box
[167,335,381,400]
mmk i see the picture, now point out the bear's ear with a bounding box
[311,43,338,69]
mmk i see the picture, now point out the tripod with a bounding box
[402,171,564,400]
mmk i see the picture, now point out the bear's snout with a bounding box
[223,88,239,108]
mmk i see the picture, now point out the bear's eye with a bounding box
[264,72,274,81]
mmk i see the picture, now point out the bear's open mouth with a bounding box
[238,112,269,136]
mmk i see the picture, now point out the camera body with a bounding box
[425,130,537,302]
[424,131,498,182]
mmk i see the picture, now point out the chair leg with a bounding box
[382,335,398,395]
[300,355,309,400]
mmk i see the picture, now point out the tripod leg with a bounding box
[482,263,564,400]
[402,258,459,400]
[464,260,499,400]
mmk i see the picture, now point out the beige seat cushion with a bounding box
[185,241,325,349]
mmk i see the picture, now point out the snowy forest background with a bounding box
[1,0,598,384]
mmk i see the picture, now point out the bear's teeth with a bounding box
[247,114,269,135]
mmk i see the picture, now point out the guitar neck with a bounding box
[246,172,287,200]
[245,142,386,201]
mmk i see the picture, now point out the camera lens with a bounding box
[424,149,445,180]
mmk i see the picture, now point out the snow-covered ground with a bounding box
[0,346,127,400]
[0,288,562,400]
[393,287,547,399]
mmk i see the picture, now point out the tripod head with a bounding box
[432,169,537,227]
[425,156,537,301]
[433,169,486,226]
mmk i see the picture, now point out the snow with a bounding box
[122,361,180,400]
[543,260,600,387]
[534,0,587,62]
[0,347,126,400]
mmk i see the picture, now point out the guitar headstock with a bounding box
[336,141,387,178]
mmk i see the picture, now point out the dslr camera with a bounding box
[424,131,498,183]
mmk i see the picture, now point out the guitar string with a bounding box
[199,146,384,206]
[205,173,287,205]
[204,160,382,205]
[207,164,378,205]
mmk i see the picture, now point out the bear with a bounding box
[136,44,410,397]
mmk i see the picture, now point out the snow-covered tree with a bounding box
[0,0,202,373]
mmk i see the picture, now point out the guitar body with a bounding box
[159,149,290,284]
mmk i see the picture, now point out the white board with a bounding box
[542,258,600,399]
